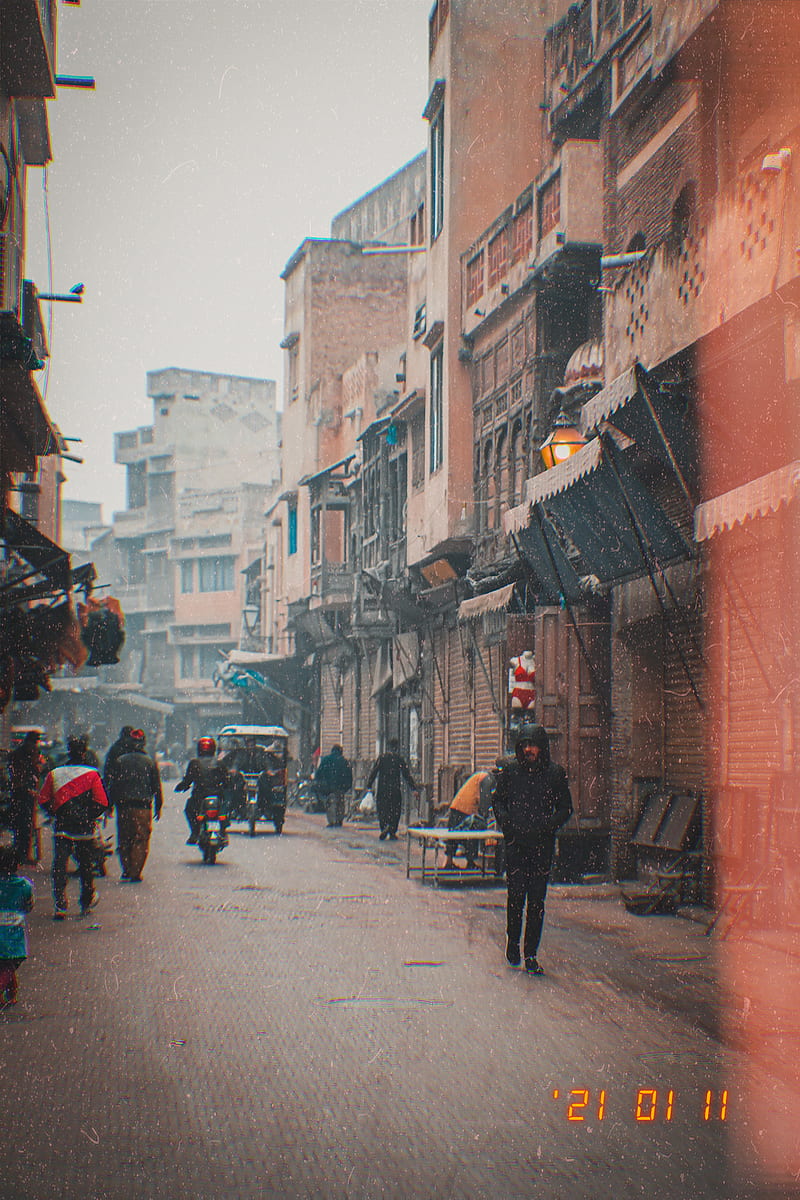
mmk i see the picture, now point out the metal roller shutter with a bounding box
[715,520,783,791]
[319,658,340,752]
[473,633,504,768]
[356,652,378,781]
[430,627,447,778]
[663,607,705,793]
[448,625,471,769]
[342,661,356,758]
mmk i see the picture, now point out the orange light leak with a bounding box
[699,1,800,1187]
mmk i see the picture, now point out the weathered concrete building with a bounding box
[110,368,280,740]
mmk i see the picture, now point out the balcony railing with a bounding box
[310,560,355,608]
[462,140,602,338]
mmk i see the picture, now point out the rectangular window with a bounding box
[430,106,444,242]
[180,560,193,593]
[288,503,298,556]
[538,172,561,239]
[288,345,299,404]
[127,461,146,509]
[410,203,425,246]
[179,646,195,679]
[512,204,533,264]
[511,325,525,372]
[481,353,495,397]
[466,251,484,308]
[600,0,621,32]
[197,556,235,592]
[429,343,444,474]
[428,0,449,57]
[615,25,652,99]
[411,412,425,490]
[496,337,510,384]
[488,228,509,287]
[198,644,221,679]
[413,301,427,340]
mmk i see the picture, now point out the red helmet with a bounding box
[197,736,216,757]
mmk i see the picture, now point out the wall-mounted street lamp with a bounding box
[539,410,587,470]
[242,603,260,635]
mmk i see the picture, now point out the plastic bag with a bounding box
[358,789,376,815]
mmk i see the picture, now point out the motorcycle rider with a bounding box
[175,738,228,844]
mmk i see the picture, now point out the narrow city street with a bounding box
[0,791,770,1200]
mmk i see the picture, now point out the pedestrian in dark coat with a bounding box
[492,724,572,975]
[314,745,353,827]
[365,739,419,840]
[8,732,43,866]
[106,729,163,881]
[103,726,135,792]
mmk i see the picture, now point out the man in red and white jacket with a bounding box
[38,736,109,920]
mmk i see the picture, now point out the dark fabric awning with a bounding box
[506,437,693,601]
[1,506,72,591]
[580,361,697,495]
[0,358,58,472]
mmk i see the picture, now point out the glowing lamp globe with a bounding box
[539,415,587,470]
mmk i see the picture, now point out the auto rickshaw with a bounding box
[217,724,289,835]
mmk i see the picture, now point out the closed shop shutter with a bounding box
[448,625,471,769]
[430,627,447,779]
[342,662,356,758]
[319,658,340,752]
[663,607,705,793]
[473,634,504,768]
[716,519,784,792]
[357,652,378,776]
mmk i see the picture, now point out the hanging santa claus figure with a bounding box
[509,650,536,711]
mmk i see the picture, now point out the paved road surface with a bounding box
[0,795,774,1199]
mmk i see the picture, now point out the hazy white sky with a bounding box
[26,0,431,515]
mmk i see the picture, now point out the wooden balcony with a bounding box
[309,560,354,610]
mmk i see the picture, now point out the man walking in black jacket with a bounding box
[365,739,420,841]
[492,724,572,975]
[106,729,163,881]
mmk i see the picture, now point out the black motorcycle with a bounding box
[197,796,229,865]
